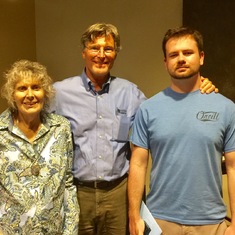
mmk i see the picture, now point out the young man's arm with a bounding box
[224,151,235,235]
[128,145,149,235]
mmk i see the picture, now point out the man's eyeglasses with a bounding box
[85,46,115,55]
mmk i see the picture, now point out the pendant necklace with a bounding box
[14,115,43,177]
[31,163,41,176]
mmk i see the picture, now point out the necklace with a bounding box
[31,163,41,176]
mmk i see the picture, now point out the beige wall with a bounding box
[34,0,182,99]
[0,0,36,112]
[0,0,183,109]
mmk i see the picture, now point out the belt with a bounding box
[73,173,128,189]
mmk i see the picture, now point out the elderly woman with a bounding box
[0,60,79,235]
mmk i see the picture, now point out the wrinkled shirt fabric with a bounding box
[52,71,146,181]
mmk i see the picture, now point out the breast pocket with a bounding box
[112,109,131,142]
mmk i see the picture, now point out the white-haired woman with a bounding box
[0,60,79,235]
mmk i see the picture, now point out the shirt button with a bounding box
[98,155,102,159]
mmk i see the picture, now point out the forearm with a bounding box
[128,160,147,219]
[128,146,149,232]
[227,167,235,225]
[225,151,235,226]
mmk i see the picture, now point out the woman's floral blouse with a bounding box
[0,109,79,235]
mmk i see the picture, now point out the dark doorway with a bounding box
[183,0,235,102]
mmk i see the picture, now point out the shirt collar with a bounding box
[81,69,112,95]
[0,109,14,131]
[0,109,61,132]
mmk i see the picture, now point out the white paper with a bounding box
[140,201,162,235]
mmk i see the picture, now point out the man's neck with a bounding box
[85,70,109,91]
[170,74,201,93]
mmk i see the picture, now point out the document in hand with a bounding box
[140,201,162,235]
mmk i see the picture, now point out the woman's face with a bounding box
[13,77,45,118]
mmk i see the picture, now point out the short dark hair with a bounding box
[162,26,204,58]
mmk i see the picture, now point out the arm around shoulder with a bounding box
[200,76,219,94]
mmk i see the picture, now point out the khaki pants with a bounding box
[156,218,227,235]
[77,178,128,235]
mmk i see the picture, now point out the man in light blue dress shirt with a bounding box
[51,23,146,235]
[51,23,217,235]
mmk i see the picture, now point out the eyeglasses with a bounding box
[85,46,115,55]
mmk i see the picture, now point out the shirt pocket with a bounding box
[112,109,131,142]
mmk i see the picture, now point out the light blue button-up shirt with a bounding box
[52,70,146,181]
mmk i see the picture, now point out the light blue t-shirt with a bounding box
[131,87,235,225]
[51,70,146,181]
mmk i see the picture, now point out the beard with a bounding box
[169,68,199,80]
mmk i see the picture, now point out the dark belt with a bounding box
[73,173,128,189]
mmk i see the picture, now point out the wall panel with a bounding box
[0,0,36,112]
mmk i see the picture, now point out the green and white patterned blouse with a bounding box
[0,109,79,235]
